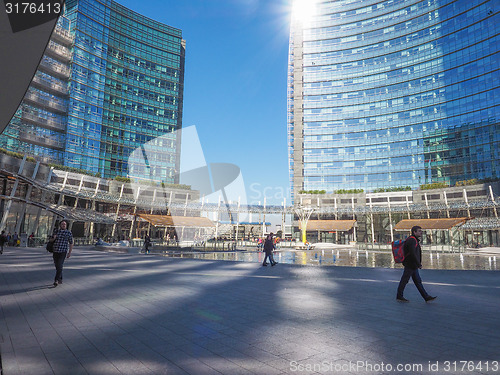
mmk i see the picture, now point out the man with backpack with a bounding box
[396,225,437,303]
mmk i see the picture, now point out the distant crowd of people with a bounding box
[0,231,20,249]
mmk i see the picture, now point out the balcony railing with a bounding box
[51,26,73,46]
[21,112,66,132]
[38,58,70,79]
[19,131,65,150]
[46,41,71,62]
[31,75,69,96]
[23,91,67,113]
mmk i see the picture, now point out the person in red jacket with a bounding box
[396,225,437,303]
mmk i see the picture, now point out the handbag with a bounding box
[46,241,54,253]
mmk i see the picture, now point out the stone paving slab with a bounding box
[0,247,499,374]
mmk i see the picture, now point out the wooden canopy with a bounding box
[394,218,468,231]
[299,220,356,232]
[137,214,215,228]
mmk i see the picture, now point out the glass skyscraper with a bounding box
[0,16,72,164]
[288,0,500,199]
[0,0,185,183]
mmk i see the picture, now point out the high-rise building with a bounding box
[0,0,185,183]
[0,15,72,164]
[288,0,500,200]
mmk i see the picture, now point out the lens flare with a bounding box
[291,0,318,24]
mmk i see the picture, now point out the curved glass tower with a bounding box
[0,16,72,163]
[64,0,185,182]
[288,0,500,198]
[0,0,185,184]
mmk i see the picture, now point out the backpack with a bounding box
[391,236,415,263]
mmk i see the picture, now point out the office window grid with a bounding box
[288,0,499,195]
[64,0,184,182]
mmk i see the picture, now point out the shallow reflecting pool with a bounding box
[156,248,499,271]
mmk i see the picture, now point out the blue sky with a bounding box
[119,0,293,205]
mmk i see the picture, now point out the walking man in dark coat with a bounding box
[396,225,436,302]
[262,233,277,267]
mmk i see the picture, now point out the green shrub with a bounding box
[420,182,449,190]
[455,179,479,187]
[373,186,412,193]
[334,188,364,194]
[114,176,131,183]
[298,190,327,194]
[48,163,101,178]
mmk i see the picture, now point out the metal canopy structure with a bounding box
[137,214,215,228]
[45,204,116,224]
[299,220,357,232]
[460,217,500,230]
[394,218,469,231]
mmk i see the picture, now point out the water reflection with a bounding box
[157,249,499,271]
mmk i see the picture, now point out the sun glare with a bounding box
[291,0,317,24]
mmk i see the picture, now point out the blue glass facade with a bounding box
[65,0,185,183]
[288,0,500,198]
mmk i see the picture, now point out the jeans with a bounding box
[53,252,67,282]
[263,252,275,265]
[397,267,429,299]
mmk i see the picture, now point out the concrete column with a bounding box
[128,186,141,239]
[443,190,450,218]
[424,192,430,219]
[369,196,375,244]
[281,198,286,240]
[15,161,40,234]
[489,185,497,218]
[387,196,394,243]
[262,197,266,237]
[215,195,221,239]
[148,189,157,234]
[463,189,471,217]
[88,179,101,239]
[111,183,125,238]
[334,198,338,243]
[351,197,356,242]
[0,155,27,232]
[30,168,54,237]
[405,195,411,220]
[235,196,240,242]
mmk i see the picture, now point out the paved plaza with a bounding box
[0,247,499,374]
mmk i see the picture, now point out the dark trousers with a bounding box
[53,252,67,282]
[397,267,429,299]
[263,252,275,265]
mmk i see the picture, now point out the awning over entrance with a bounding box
[137,214,215,228]
[394,218,468,231]
[299,220,356,232]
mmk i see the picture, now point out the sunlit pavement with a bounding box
[1,247,499,374]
